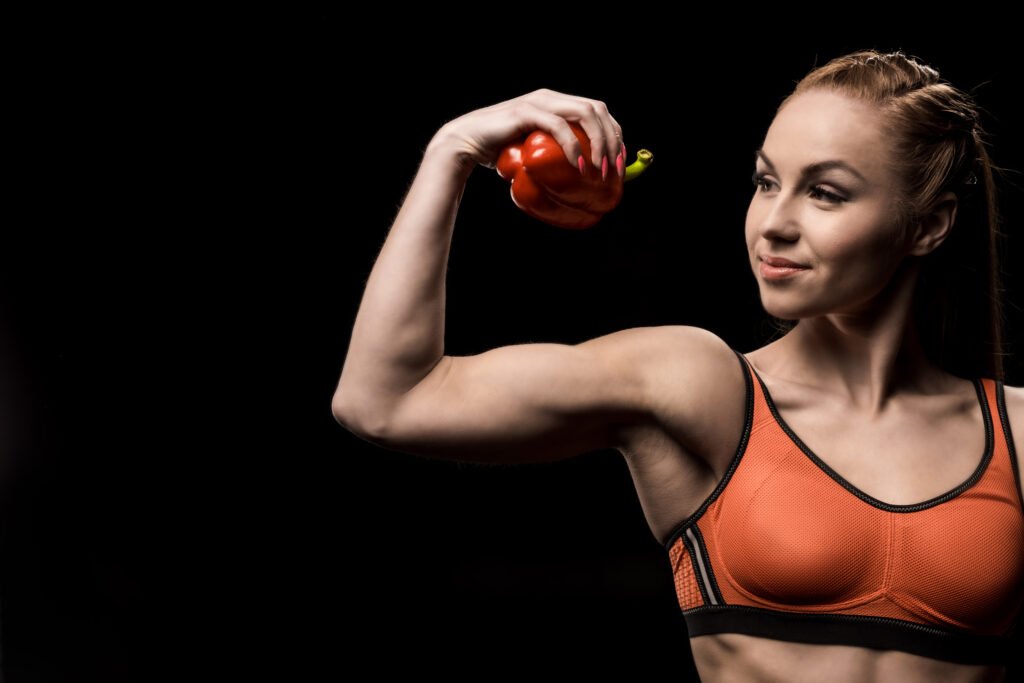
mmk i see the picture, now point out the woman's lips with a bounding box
[759,256,810,280]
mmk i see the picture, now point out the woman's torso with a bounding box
[616,333,1024,683]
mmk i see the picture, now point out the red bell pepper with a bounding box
[495,122,653,229]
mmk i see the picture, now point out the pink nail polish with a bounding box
[616,152,624,178]
[577,154,585,175]
[621,142,626,160]
[602,154,608,181]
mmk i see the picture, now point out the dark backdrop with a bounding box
[4,21,1023,681]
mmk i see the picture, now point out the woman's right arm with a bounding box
[331,89,723,465]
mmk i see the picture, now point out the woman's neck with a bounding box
[760,259,947,414]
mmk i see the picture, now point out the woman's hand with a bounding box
[427,88,625,175]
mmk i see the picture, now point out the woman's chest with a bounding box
[709,381,1024,629]
[768,394,989,507]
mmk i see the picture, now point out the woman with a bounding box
[331,50,1024,681]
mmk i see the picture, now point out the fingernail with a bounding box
[616,152,624,178]
[621,142,626,160]
[601,154,608,181]
[577,154,585,175]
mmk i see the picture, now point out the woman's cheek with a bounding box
[831,231,901,293]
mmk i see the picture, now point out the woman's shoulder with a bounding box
[1000,381,1024,443]
[999,380,1024,399]
[998,382,1024,504]
[622,325,750,477]
[582,324,749,418]
[626,325,747,389]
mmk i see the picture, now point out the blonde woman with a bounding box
[332,50,1023,681]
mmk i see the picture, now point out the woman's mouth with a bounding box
[759,256,810,280]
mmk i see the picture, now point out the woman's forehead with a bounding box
[761,91,892,184]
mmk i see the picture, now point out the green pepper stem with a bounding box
[623,149,654,182]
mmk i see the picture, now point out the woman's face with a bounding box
[745,89,908,321]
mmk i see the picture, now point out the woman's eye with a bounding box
[751,172,772,192]
[751,173,845,204]
[808,186,845,204]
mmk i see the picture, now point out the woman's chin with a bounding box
[761,300,813,322]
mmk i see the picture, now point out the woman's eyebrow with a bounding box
[755,148,868,184]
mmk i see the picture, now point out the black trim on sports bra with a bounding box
[742,354,995,513]
[995,380,1024,512]
[662,347,754,551]
[681,604,1013,666]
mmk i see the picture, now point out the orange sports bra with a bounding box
[664,349,1024,665]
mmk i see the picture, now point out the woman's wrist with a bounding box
[424,125,477,177]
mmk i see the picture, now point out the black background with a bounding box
[4,19,1024,681]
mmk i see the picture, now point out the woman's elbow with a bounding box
[332,393,393,441]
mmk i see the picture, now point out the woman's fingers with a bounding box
[513,101,585,170]
[590,100,624,175]
[525,89,624,176]
[608,112,625,171]
[434,88,624,175]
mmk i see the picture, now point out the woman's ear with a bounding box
[908,191,958,256]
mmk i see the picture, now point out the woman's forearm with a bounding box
[332,129,475,427]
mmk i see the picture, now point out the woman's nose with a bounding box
[756,192,802,240]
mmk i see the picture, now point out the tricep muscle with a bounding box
[352,327,664,463]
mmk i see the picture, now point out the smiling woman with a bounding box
[749,54,1002,386]
[331,49,1022,681]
